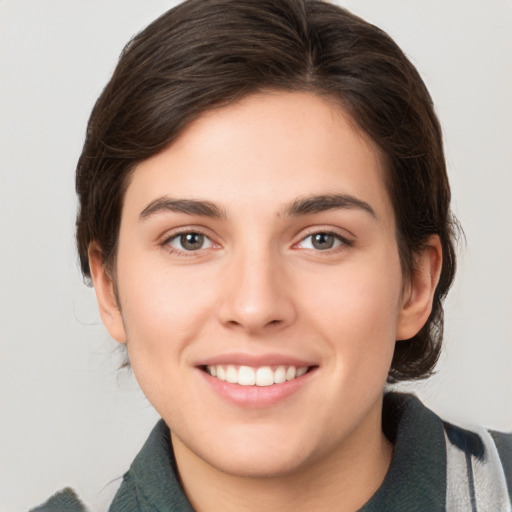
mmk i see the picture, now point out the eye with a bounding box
[167,232,214,252]
[297,232,350,251]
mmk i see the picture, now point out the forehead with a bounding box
[123,91,394,227]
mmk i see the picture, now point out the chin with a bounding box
[206,446,310,479]
[184,422,323,479]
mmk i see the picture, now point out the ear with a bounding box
[396,235,443,341]
[88,243,127,344]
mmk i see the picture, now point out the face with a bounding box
[92,92,436,479]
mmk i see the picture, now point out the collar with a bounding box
[125,419,195,511]
[360,393,446,511]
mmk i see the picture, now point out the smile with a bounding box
[205,365,310,386]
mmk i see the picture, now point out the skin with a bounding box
[90,92,442,511]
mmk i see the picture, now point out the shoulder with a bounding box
[443,421,512,505]
[377,393,512,511]
[489,428,512,474]
[30,488,86,512]
[30,420,191,512]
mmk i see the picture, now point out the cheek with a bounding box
[116,268,219,422]
[116,257,220,371]
[300,254,403,369]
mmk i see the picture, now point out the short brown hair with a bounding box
[76,0,458,382]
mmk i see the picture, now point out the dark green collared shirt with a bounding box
[32,393,512,512]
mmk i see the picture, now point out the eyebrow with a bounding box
[283,194,376,218]
[139,193,376,221]
[139,197,227,220]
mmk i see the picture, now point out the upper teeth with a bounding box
[206,365,308,386]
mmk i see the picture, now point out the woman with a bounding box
[33,0,511,510]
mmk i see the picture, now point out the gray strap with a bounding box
[445,427,511,512]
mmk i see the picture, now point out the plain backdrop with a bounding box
[1,1,511,510]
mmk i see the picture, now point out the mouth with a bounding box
[196,354,318,407]
[201,364,315,386]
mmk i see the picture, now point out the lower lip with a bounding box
[197,368,316,408]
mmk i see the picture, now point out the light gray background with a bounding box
[1,1,511,510]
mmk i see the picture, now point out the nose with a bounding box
[217,247,296,334]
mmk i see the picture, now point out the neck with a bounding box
[172,401,393,512]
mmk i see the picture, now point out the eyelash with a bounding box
[162,229,215,256]
[295,230,354,253]
[161,228,354,256]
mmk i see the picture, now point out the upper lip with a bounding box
[196,352,317,368]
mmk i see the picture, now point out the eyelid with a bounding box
[160,226,220,255]
[157,225,354,255]
[293,226,354,251]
